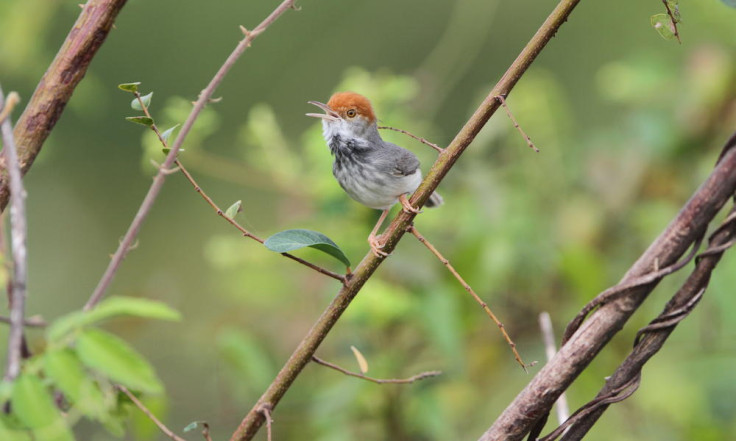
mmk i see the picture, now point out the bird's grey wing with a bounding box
[379,143,420,176]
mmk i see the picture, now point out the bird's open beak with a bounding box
[306,101,340,122]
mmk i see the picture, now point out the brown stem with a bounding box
[496,95,539,152]
[0,0,128,211]
[229,1,582,439]
[118,385,187,441]
[478,133,736,441]
[377,125,444,152]
[661,0,681,44]
[83,0,298,311]
[408,225,529,371]
[311,356,442,384]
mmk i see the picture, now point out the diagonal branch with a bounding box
[229,1,583,440]
[83,0,298,311]
[118,385,187,441]
[0,0,128,212]
[478,133,736,441]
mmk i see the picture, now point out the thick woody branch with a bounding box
[0,0,128,212]
[230,1,582,439]
[554,205,736,440]
[478,134,736,441]
[83,0,297,311]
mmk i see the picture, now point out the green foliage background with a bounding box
[1,0,736,439]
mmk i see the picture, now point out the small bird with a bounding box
[307,92,442,257]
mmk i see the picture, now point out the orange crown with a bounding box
[327,92,376,122]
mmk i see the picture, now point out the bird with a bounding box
[306,91,442,257]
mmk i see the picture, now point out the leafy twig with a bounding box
[312,355,442,384]
[661,0,681,44]
[230,0,580,438]
[118,385,187,441]
[83,0,299,311]
[408,225,530,371]
[1,86,27,382]
[378,125,444,152]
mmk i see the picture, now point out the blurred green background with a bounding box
[2,0,736,439]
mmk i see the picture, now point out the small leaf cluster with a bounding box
[1,297,180,440]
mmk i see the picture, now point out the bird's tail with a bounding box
[425,191,444,208]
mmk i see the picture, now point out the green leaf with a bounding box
[183,421,201,432]
[11,373,74,441]
[650,13,677,41]
[43,349,107,419]
[161,124,179,144]
[125,116,154,127]
[131,92,153,111]
[75,328,163,394]
[117,82,140,92]
[225,200,242,219]
[48,297,181,342]
[264,229,351,267]
[0,419,31,441]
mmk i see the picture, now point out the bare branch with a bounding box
[496,94,538,152]
[259,405,273,441]
[377,125,444,153]
[408,225,530,371]
[83,0,299,311]
[118,385,187,441]
[1,86,28,382]
[0,0,128,211]
[312,356,442,385]
[0,315,46,328]
[230,1,581,438]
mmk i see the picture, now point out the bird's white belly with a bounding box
[339,168,422,210]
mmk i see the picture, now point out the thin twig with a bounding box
[408,225,530,371]
[538,312,570,426]
[83,0,298,311]
[1,86,28,382]
[377,125,444,153]
[259,404,273,441]
[661,0,681,44]
[496,94,538,152]
[312,356,442,384]
[0,315,46,328]
[117,385,187,441]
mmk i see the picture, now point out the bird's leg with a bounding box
[399,194,421,214]
[368,209,390,257]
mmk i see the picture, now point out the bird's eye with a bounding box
[346,109,357,118]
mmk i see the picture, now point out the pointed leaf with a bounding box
[131,92,153,111]
[44,349,107,419]
[48,297,181,342]
[117,82,140,92]
[650,13,677,41]
[264,229,351,267]
[161,124,180,144]
[125,116,154,127]
[350,345,369,374]
[225,200,242,219]
[11,373,74,441]
[0,419,31,441]
[75,328,162,394]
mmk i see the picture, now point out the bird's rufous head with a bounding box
[306,92,376,124]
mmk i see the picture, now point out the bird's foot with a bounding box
[399,194,421,214]
[368,233,389,258]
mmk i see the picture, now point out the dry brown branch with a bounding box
[0,315,46,328]
[538,312,569,426]
[1,86,28,382]
[478,133,736,441]
[408,225,529,371]
[311,355,442,384]
[259,405,273,441]
[118,385,187,441]
[0,0,128,211]
[551,204,736,440]
[496,95,539,152]
[230,1,581,439]
[377,125,444,152]
[83,0,299,311]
